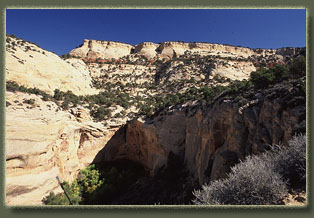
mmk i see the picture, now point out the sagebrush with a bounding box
[193,134,306,205]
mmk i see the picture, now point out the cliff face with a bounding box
[69,39,303,61]
[156,41,257,59]
[94,78,305,185]
[69,39,133,59]
[133,42,159,59]
[69,39,304,87]
[5,91,116,205]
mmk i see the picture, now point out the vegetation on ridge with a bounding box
[6,53,305,123]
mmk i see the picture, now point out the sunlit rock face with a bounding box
[5,91,115,205]
[69,39,134,59]
[69,39,303,61]
[6,36,97,96]
[133,42,159,59]
[96,78,305,185]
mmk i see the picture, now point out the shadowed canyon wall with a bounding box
[94,78,305,184]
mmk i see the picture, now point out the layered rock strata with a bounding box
[94,78,305,184]
[69,39,133,59]
[70,39,304,60]
[5,91,114,205]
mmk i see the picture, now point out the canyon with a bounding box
[94,77,305,185]
[4,34,306,205]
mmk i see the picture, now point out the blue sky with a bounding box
[6,9,306,56]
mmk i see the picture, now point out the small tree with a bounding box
[90,106,111,121]
[270,65,289,83]
[250,68,275,89]
[53,89,64,100]
[288,56,306,78]
[42,192,71,205]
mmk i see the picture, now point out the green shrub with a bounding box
[270,65,289,82]
[139,103,154,116]
[42,181,81,205]
[117,98,130,109]
[41,93,50,101]
[42,192,71,205]
[226,79,252,93]
[90,106,111,121]
[61,100,70,110]
[250,59,305,90]
[23,98,35,105]
[6,81,52,101]
[288,56,306,78]
[53,89,64,100]
[42,162,143,205]
[53,89,81,108]
[6,81,20,92]
[75,164,105,203]
[42,165,103,205]
[250,68,275,89]
[64,91,79,107]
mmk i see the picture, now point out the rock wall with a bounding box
[93,113,187,175]
[94,78,305,185]
[69,39,133,59]
[5,91,115,205]
[69,39,305,61]
[156,41,257,59]
[133,42,159,59]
